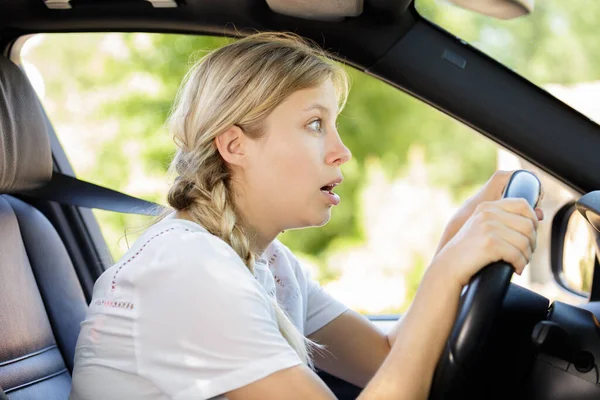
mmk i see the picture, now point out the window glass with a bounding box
[21,32,584,314]
[416,0,600,125]
[21,33,230,258]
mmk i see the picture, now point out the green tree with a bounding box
[23,0,599,307]
[24,32,499,265]
[417,0,600,86]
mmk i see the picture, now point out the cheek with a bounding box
[269,151,306,197]
[248,132,324,204]
[277,141,320,186]
[266,142,320,199]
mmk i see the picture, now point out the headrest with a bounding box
[0,57,52,193]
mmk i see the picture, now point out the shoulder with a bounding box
[129,218,256,292]
[141,217,239,261]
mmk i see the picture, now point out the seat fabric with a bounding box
[0,55,88,399]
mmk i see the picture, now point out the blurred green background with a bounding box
[20,0,596,313]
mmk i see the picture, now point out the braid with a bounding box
[191,178,255,270]
[168,170,317,365]
[167,178,195,210]
[167,152,255,270]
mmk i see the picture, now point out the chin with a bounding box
[290,208,332,229]
[315,210,332,227]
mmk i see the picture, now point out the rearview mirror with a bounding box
[447,0,534,19]
[551,202,596,297]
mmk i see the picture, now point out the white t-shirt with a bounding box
[70,215,348,399]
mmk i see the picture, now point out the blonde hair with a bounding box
[165,32,349,365]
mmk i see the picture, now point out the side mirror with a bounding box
[551,201,597,297]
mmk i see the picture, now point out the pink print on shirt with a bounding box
[111,226,191,293]
[266,244,302,327]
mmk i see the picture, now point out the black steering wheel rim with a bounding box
[428,170,541,399]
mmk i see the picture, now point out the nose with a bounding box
[326,131,352,166]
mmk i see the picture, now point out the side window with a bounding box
[20,33,583,314]
[20,33,229,258]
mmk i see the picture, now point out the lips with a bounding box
[320,178,343,193]
[320,183,337,192]
[320,178,342,206]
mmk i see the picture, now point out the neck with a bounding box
[242,223,279,258]
[232,180,282,258]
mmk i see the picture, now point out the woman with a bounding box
[70,32,543,399]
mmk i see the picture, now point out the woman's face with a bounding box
[235,78,352,236]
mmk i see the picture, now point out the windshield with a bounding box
[416,0,600,124]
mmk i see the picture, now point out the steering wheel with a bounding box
[428,170,541,399]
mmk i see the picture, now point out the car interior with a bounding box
[0,0,600,399]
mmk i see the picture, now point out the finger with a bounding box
[490,227,532,274]
[493,198,539,228]
[535,207,544,221]
[489,237,528,275]
[488,170,514,199]
[488,209,538,250]
[478,199,539,230]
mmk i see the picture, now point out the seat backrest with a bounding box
[0,56,87,399]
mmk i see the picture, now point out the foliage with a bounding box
[21,0,599,310]
[417,0,600,86]
[23,31,497,263]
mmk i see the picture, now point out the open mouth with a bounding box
[320,182,341,205]
[320,184,336,193]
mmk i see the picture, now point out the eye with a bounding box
[307,119,323,134]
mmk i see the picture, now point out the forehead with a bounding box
[276,79,339,116]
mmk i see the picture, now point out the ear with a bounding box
[214,125,246,167]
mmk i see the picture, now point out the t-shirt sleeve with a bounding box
[303,266,350,336]
[134,231,303,400]
[275,241,349,337]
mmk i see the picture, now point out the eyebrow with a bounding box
[303,103,332,115]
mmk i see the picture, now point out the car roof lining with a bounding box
[0,0,413,66]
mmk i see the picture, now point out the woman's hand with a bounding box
[435,170,544,255]
[431,196,543,288]
[361,171,544,400]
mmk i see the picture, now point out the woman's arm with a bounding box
[226,365,338,400]
[362,195,541,399]
[313,199,541,400]
[308,309,391,388]
[307,275,463,392]
[230,185,541,400]
[359,262,462,399]
[305,255,469,394]
[228,270,460,400]
[307,171,545,389]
